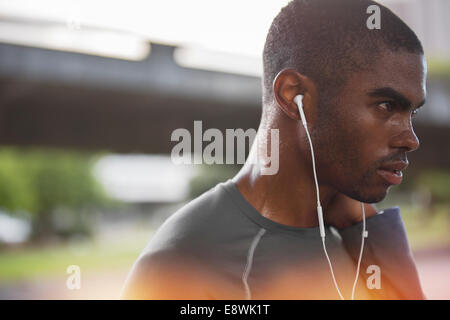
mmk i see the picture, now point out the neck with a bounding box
[232,122,338,228]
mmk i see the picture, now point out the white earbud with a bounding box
[293,94,367,300]
[294,94,308,128]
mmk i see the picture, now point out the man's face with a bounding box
[313,51,427,203]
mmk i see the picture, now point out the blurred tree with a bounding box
[413,169,450,207]
[189,164,241,199]
[428,59,450,84]
[0,147,113,242]
[0,149,36,213]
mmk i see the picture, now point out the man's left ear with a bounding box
[272,68,318,122]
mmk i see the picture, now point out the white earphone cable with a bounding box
[297,95,367,300]
[303,121,321,208]
[303,119,345,300]
[351,202,366,300]
[321,237,345,300]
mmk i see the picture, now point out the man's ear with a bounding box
[272,68,317,121]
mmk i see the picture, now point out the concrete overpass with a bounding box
[0,42,448,170]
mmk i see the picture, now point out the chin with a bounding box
[345,183,389,204]
[345,170,393,203]
[362,192,387,204]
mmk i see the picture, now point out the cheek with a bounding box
[315,106,376,184]
[314,109,365,172]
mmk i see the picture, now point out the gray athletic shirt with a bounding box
[122,179,425,300]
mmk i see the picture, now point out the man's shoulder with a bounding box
[121,243,212,299]
[121,182,236,299]
[142,180,241,256]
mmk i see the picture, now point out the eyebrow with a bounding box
[368,87,426,111]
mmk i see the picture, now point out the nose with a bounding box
[389,120,420,153]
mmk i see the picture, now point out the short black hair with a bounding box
[262,0,424,105]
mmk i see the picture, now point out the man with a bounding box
[122,0,426,299]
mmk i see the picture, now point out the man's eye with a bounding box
[378,102,394,112]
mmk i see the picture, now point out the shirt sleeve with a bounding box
[338,206,426,300]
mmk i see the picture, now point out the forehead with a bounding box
[345,51,427,103]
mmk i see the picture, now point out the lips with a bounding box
[377,161,408,185]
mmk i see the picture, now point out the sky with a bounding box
[0,0,289,58]
[0,0,431,74]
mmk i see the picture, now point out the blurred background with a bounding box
[0,0,448,299]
